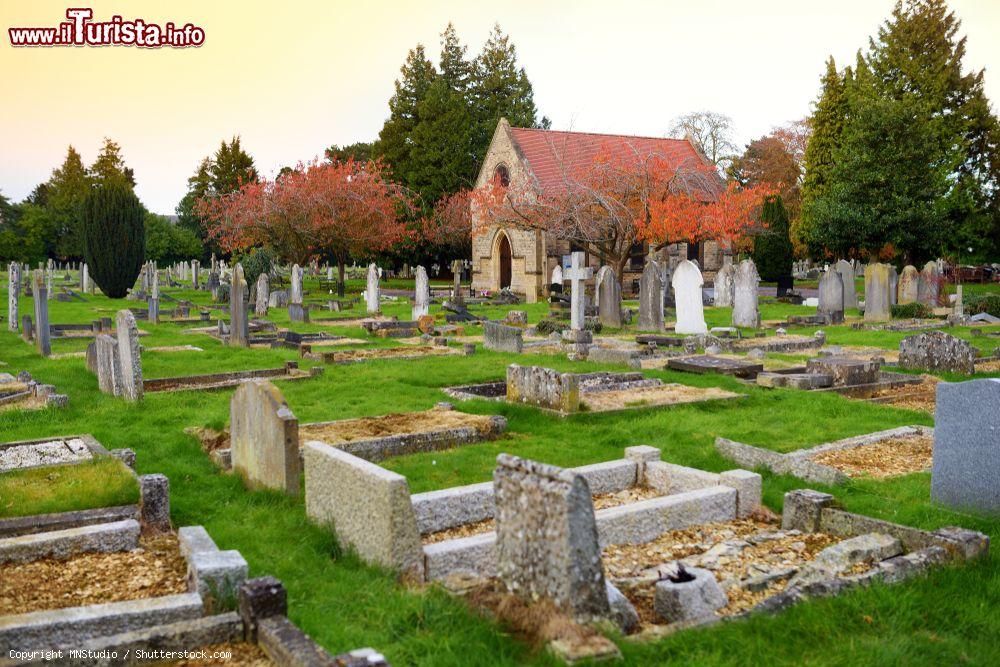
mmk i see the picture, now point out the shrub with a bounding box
[752,196,794,282]
[82,176,144,298]
[967,293,1000,318]
[891,302,932,319]
[235,246,276,289]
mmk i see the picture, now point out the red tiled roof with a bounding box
[508,127,710,194]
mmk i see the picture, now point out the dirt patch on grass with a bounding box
[301,408,496,445]
[186,426,230,453]
[169,642,273,666]
[580,383,740,412]
[975,359,1000,373]
[319,345,456,363]
[868,374,939,412]
[0,534,188,615]
[810,435,933,478]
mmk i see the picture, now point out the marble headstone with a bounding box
[731,259,760,329]
[672,259,708,334]
[412,266,429,320]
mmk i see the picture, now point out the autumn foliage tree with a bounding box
[198,159,411,294]
[474,140,774,279]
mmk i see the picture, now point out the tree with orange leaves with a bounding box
[474,140,774,279]
[198,159,411,295]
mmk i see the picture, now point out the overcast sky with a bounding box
[2,0,998,214]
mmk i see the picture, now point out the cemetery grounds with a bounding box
[2,273,1000,666]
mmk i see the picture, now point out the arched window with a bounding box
[493,164,510,188]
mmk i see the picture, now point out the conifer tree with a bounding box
[82,174,145,298]
[375,44,437,185]
[90,138,135,186]
[46,146,92,260]
[752,196,794,282]
[410,77,476,206]
[210,137,258,195]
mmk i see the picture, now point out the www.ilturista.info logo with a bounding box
[8,8,205,48]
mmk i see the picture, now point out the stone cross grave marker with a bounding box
[413,266,429,320]
[565,251,593,331]
[231,380,300,495]
[493,453,610,622]
[365,263,380,314]
[672,259,708,334]
[638,260,664,331]
[731,259,760,329]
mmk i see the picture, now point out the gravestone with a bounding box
[81,263,91,293]
[863,263,891,322]
[595,266,622,328]
[918,261,941,307]
[148,264,160,324]
[817,269,845,324]
[888,265,898,306]
[412,266,429,320]
[897,265,920,304]
[364,263,380,314]
[94,334,123,396]
[31,270,50,356]
[289,264,308,322]
[638,261,664,331]
[550,265,563,289]
[255,273,270,317]
[451,260,464,306]
[8,263,19,332]
[493,453,610,622]
[230,264,249,347]
[713,263,735,307]
[731,259,760,329]
[672,259,708,334]
[565,251,593,331]
[931,379,1000,513]
[116,309,143,402]
[899,331,975,375]
[835,260,857,309]
[231,380,300,495]
[191,260,200,290]
[483,320,524,353]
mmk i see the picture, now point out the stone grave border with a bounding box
[0,371,69,410]
[0,434,108,474]
[142,361,322,394]
[714,425,933,485]
[302,443,762,584]
[303,344,462,366]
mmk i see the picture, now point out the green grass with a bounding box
[0,457,139,518]
[1,272,999,665]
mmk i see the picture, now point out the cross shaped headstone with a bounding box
[565,252,593,331]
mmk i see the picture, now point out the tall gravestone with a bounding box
[148,265,160,324]
[713,263,735,307]
[230,264,249,347]
[918,261,941,307]
[364,263,380,314]
[863,263,892,322]
[888,265,898,306]
[897,265,920,305]
[931,379,1000,513]
[672,259,708,334]
[116,309,143,402]
[81,263,90,293]
[451,260,464,306]
[817,269,845,324]
[255,273,270,317]
[231,380,300,495]
[595,266,622,328]
[8,263,19,333]
[288,264,307,322]
[94,334,122,396]
[493,454,610,622]
[192,260,200,290]
[412,266,429,320]
[731,259,760,329]
[835,259,857,309]
[565,252,593,331]
[638,261,664,331]
[31,270,50,356]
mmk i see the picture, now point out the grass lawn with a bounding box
[1,272,999,665]
[0,457,139,518]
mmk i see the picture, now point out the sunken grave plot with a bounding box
[715,425,935,485]
[200,381,508,495]
[446,366,741,413]
[299,445,987,652]
[302,343,464,365]
[0,371,68,411]
[0,436,387,665]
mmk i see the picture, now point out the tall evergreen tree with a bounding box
[175,157,213,242]
[82,174,145,298]
[375,44,438,185]
[800,58,849,255]
[210,137,258,195]
[752,196,795,282]
[410,77,477,206]
[90,138,135,186]
[46,146,92,260]
[439,23,472,96]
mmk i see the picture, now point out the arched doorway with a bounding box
[497,232,512,290]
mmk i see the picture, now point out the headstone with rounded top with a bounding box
[897,265,920,305]
[731,259,760,329]
[365,263,380,314]
[863,263,892,322]
[714,263,735,307]
[672,260,708,334]
[638,261,664,331]
[412,266,430,320]
[595,265,622,328]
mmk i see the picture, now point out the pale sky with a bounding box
[1,0,998,214]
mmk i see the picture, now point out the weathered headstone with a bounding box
[918,261,941,307]
[931,379,1000,513]
[81,263,91,293]
[817,269,845,324]
[899,331,975,375]
[451,260,464,306]
[565,252,593,331]
[8,263,20,333]
[595,266,622,328]
[888,265,898,306]
[713,263,735,308]
[231,380,300,495]
[835,259,857,309]
[638,261,664,331]
[672,259,708,334]
[364,263,380,314]
[731,259,760,329]
[863,263,891,322]
[483,320,524,353]
[412,266,429,320]
[230,264,249,347]
[116,309,143,401]
[31,270,50,356]
[94,334,122,396]
[289,264,308,322]
[897,265,920,305]
[494,454,610,622]
[192,260,200,289]
[255,273,270,317]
